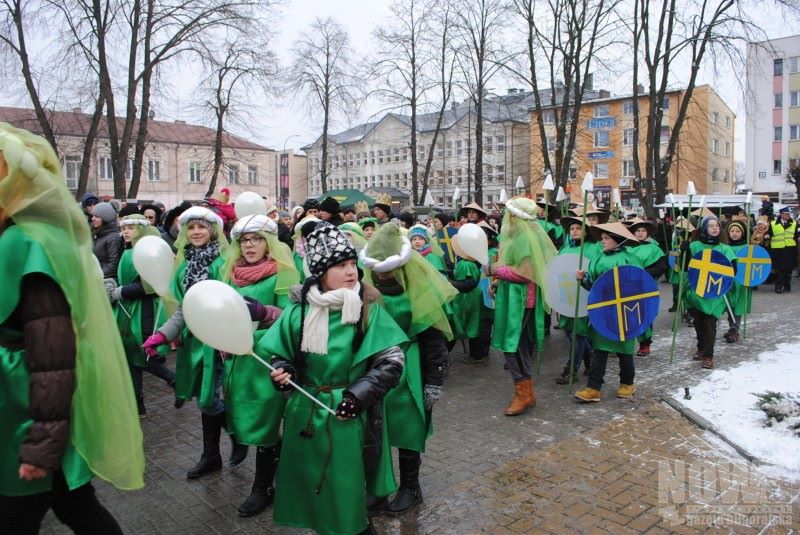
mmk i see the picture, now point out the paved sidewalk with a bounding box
[41,283,800,533]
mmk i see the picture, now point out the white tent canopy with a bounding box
[652,194,787,214]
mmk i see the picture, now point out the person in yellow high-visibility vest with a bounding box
[766,207,799,294]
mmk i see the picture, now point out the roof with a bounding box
[316,189,375,206]
[0,106,272,151]
[364,186,410,199]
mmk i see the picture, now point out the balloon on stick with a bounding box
[133,236,175,297]
[234,192,267,219]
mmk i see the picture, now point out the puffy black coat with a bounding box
[93,222,124,280]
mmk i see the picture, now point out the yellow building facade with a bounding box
[530,85,735,210]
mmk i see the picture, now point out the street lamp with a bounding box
[280,134,300,208]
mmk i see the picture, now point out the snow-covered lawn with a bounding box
[672,341,800,482]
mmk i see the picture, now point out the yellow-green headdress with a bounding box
[119,213,160,246]
[500,197,557,289]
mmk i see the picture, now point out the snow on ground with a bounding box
[672,340,800,482]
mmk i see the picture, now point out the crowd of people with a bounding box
[2,122,799,535]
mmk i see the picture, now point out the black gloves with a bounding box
[336,393,362,419]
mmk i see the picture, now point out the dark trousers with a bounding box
[775,269,792,292]
[691,308,718,357]
[468,313,493,358]
[587,350,634,390]
[503,309,534,381]
[0,471,122,535]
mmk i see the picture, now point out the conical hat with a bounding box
[674,216,695,231]
[460,202,486,215]
[587,222,638,244]
[625,217,656,235]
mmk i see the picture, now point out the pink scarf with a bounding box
[232,257,277,287]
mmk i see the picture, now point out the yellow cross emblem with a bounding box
[738,245,771,286]
[586,267,660,342]
[438,230,456,264]
[688,248,734,297]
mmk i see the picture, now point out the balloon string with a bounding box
[248,352,337,417]
[152,300,163,337]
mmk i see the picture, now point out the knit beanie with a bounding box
[408,224,429,242]
[93,201,118,223]
[319,196,340,215]
[304,222,358,278]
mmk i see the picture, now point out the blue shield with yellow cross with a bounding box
[687,249,734,298]
[587,265,660,342]
[735,245,771,287]
[436,227,460,265]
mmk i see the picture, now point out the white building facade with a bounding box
[745,34,800,205]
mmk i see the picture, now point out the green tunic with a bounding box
[224,275,289,447]
[422,251,447,274]
[380,292,431,453]
[491,277,545,353]
[0,227,92,495]
[115,248,167,368]
[726,243,752,316]
[256,302,408,535]
[586,248,643,355]
[450,260,482,339]
[556,240,592,336]
[293,252,306,282]
[171,256,225,409]
[627,239,665,342]
[683,241,737,318]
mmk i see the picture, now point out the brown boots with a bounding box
[505,378,536,416]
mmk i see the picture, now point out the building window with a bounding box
[370,151,375,164]
[775,93,783,108]
[98,156,113,180]
[437,144,444,158]
[446,141,453,157]
[394,148,400,162]
[188,161,202,183]
[660,126,670,144]
[775,126,783,141]
[594,105,609,117]
[622,160,635,178]
[543,110,555,124]
[712,138,719,154]
[248,165,258,185]
[378,150,384,164]
[402,148,408,161]
[546,136,555,152]
[725,115,731,128]
[623,100,634,114]
[789,56,800,73]
[484,137,493,153]
[723,169,729,183]
[485,164,493,182]
[662,96,670,109]
[623,128,635,146]
[147,160,160,181]
[63,156,80,189]
[594,131,609,148]
[456,140,463,156]
[724,141,731,156]
[593,162,609,179]
[348,153,354,167]
[496,164,505,181]
[711,111,718,124]
[791,91,800,107]
[711,168,718,182]
[775,58,783,76]
[228,164,240,185]
[496,135,505,152]
[774,159,782,175]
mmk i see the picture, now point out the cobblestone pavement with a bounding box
[42,282,800,534]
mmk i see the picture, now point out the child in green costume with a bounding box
[574,223,644,402]
[681,215,737,369]
[722,220,750,343]
[361,223,456,516]
[449,234,485,361]
[261,222,408,535]
[0,123,142,532]
[221,214,299,517]
[625,218,667,356]
[109,213,174,417]
[408,223,448,274]
[143,206,248,478]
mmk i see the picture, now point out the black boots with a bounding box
[237,443,280,517]
[187,412,224,479]
[385,449,423,515]
[228,434,248,466]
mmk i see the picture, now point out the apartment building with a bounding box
[530,85,735,209]
[0,106,281,208]
[303,90,544,208]
[745,34,800,205]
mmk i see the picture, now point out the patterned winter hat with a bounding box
[304,222,358,278]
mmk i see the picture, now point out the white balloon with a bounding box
[183,280,255,355]
[234,191,267,219]
[133,236,175,296]
[455,223,489,265]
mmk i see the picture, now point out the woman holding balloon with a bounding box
[221,214,299,517]
[142,206,248,479]
[107,213,174,417]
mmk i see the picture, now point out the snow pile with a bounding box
[672,341,800,481]
[754,392,800,436]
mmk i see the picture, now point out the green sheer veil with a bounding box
[499,197,557,290]
[0,123,144,489]
[222,227,299,295]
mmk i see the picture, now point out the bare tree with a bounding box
[630,0,766,217]
[451,0,508,205]
[193,40,278,197]
[509,0,620,197]
[371,0,455,205]
[290,16,362,194]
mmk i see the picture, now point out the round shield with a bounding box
[544,254,589,318]
[735,245,772,287]
[687,249,734,298]
[587,265,660,342]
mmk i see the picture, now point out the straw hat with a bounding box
[587,222,638,244]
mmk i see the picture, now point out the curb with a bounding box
[660,396,761,465]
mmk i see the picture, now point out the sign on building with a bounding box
[589,151,614,160]
[586,117,616,129]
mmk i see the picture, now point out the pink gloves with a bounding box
[142,332,168,357]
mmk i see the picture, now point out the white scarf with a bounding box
[301,282,363,355]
